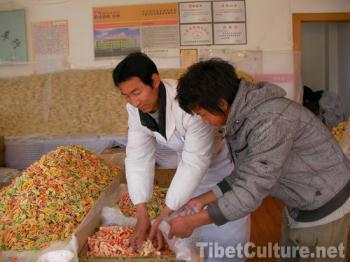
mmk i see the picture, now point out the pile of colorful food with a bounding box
[87,226,173,257]
[0,145,119,251]
[116,185,167,219]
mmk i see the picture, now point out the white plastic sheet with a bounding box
[4,135,127,170]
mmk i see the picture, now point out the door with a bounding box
[293,13,350,125]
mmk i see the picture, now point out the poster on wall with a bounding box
[141,25,179,51]
[213,1,246,22]
[0,9,27,63]
[93,3,179,58]
[180,49,198,68]
[31,20,70,74]
[94,27,141,58]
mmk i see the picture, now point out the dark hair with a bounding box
[112,52,159,87]
[176,58,240,115]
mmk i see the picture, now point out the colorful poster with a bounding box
[213,1,246,22]
[180,24,213,46]
[93,3,179,58]
[94,27,141,57]
[31,20,70,73]
[0,9,27,63]
[179,2,212,23]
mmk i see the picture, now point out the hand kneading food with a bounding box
[87,226,173,257]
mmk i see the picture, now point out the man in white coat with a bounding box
[112,52,250,261]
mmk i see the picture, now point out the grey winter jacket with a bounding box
[207,79,350,225]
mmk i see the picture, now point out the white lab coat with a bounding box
[126,79,250,261]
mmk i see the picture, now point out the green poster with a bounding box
[0,9,27,63]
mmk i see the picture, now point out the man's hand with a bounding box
[168,210,213,239]
[130,203,150,251]
[149,217,164,250]
[168,216,194,239]
[149,205,173,250]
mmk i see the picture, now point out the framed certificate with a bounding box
[213,1,246,22]
[213,23,246,45]
[179,2,212,23]
[180,23,213,46]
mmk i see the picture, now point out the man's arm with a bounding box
[191,191,217,206]
[168,117,295,239]
[208,117,295,225]
[165,113,215,211]
[130,204,151,250]
[125,104,156,249]
[125,104,156,206]
[149,113,216,247]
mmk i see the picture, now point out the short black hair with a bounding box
[112,52,159,87]
[176,58,240,115]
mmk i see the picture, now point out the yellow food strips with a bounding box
[332,121,348,143]
[116,186,166,219]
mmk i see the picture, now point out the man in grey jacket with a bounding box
[171,58,350,261]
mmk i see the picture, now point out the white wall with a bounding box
[0,0,348,78]
[291,0,349,13]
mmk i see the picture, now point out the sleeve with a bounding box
[207,117,294,225]
[165,113,214,210]
[125,104,156,205]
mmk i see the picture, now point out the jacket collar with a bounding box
[224,79,286,136]
[138,81,167,139]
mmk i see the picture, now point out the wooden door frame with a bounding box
[293,12,350,51]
